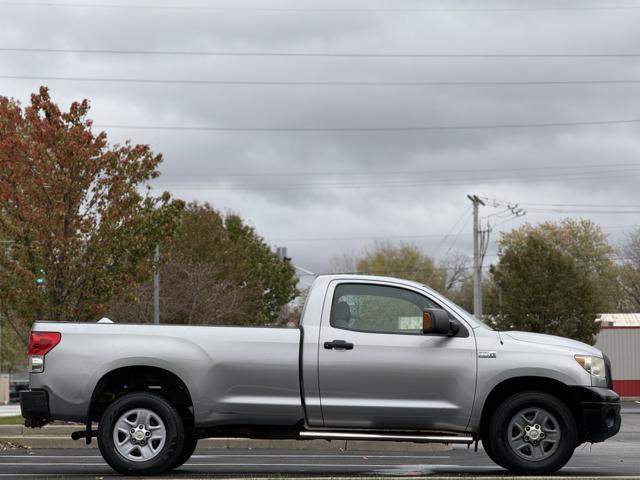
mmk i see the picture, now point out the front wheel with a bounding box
[481,436,503,467]
[171,428,198,470]
[489,391,577,475]
[98,392,185,476]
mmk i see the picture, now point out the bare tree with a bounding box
[617,228,640,311]
[330,250,357,273]
[622,227,640,266]
[439,251,472,291]
[109,257,258,325]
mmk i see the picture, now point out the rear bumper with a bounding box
[571,386,621,443]
[19,390,51,428]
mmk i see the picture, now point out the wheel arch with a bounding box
[89,365,195,428]
[479,376,585,444]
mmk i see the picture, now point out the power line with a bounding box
[433,205,473,258]
[485,196,640,208]
[486,198,640,211]
[273,224,640,244]
[94,118,640,133]
[8,74,640,87]
[274,232,474,243]
[485,207,514,220]
[160,162,640,178]
[491,215,525,229]
[441,211,475,260]
[161,173,640,190]
[4,47,640,58]
[3,1,640,12]
[526,208,640,214]
[520,202,640,207]
[159,169,640,190]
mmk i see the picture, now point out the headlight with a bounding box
[575,355,606,379]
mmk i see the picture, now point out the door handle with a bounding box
[324,340,354,350]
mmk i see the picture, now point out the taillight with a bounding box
[28,332,61,373]
[28,332,61,356]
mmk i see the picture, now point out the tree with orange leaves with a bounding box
[0,87,183,333]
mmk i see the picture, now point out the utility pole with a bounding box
[276,246,289,261]
[0,240,12,372]
[153,244,160,325]
[467,195,485,320]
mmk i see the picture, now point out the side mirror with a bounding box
[423,308,459,336]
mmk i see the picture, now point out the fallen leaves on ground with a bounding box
[0,440,31,450]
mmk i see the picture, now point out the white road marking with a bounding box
[0,461,608,470]
[0,463,107,466]
[0,475,629,479]
[0,462,618,480]
[0,455,105,459]
[0,453,450,459]
[0,462,459,467]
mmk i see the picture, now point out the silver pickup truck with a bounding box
[20,274,620,476]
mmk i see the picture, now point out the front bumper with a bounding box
[571,386,621,443]
[19,390,51,428]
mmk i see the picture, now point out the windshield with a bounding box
[456,304,494,330]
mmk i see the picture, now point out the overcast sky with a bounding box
[2,0,640,280]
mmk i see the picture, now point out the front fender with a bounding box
[468,330,593,431]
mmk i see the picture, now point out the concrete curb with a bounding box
[0,425,77,436]
[0,425,451,451]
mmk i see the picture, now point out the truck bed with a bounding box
[29,321,304,427]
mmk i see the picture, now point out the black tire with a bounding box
[98,392,185,476]
[489,391,577,475]
[171,428,198,470]
[481,436,503,467]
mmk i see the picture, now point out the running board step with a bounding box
[299,431,473,444]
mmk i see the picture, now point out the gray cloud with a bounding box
[1,0,639,274]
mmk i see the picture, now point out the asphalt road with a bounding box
[0,404,638,479]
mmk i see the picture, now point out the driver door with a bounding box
[318,281,477,431]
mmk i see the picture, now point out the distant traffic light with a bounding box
[36,268,45,286]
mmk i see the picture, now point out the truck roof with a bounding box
[314,273,431,290]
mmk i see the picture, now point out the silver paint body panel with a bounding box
[30,274,600,434]
[29,324,304,426]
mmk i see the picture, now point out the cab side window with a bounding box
[330,283,439,334]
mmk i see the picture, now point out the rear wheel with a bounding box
[489,391,577,475]
[98,392,185,475]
